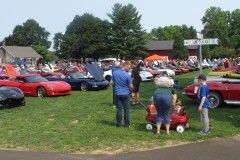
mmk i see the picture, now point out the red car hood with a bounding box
[40,81,70,88]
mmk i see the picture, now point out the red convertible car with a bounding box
[0,74,71,97]
[183,80,240,108]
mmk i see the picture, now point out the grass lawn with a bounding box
[0,68,240,153]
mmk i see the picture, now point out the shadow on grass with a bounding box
[98,119,116,127]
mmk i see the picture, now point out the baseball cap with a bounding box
[197,74,206,81]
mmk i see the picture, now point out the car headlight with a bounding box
[0,94,6,100]
[19,90,24,96]
[92,83,98,87]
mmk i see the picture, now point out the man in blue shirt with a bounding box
[112,61,133,128]
[111,61,122,107]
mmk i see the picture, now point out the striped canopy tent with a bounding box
[144,54,165,61]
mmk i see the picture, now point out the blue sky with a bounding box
[1,0,240,50]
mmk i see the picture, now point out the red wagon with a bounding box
[138,101,190,133]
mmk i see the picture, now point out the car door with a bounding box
[0,77,20,88]
[65,76,82,89]
[222,81,240,100]
[16,77,33,95]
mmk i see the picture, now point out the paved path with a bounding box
[0,135,239,160]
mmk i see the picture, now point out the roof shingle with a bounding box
[1,46,42,58]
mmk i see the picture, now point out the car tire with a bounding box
[176,125,184,133]
[80,82,89,91]
[146,123,153,130]
[105,75,111,82]
[208,91,222,108]
[37,87,47,98]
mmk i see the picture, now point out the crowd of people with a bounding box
[2,55,228,136]
[108,58,213,136]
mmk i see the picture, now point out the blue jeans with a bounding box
[153,93,172,125]
[115,94,130,127]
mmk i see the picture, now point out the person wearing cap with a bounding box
[197,74,210,135]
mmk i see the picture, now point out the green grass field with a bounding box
[0,68,239,153]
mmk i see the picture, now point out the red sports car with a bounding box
[183,80,240,108]
[0,74,71,97]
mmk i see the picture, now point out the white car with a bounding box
[202,60,211,68]
[103,68,112,82]
[128,69,153,81]
[103,68,153,82]
[150,66,175,77]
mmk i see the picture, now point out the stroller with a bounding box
[137,100,190,133]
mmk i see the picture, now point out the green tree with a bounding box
[107,3,147,59]
[53,32,64,54]
[32,45,53,62]
[152,25,180,40]
[151,25,196,40]
[180,25,197,39]
[229,9,240,55]
[60,13,110,60]
[208,46,233,58]
[172,33,189,60]
[5,19,51,48]
[201,7,230,48]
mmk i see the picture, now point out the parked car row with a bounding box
[0,63,111,109]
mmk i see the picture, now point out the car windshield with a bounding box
[70,72,88,79]
[24,75,48,83]
[141,67,150,71]
[160,66,168,69]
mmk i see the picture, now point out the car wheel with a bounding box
[208,91,222,108]
[37,87,47,98]
[80,82,89,91]
[146,123,153,130]
[105,75,111,82]
[176,125,184,133]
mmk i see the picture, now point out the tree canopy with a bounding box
[58,13,110,60]
[151,25,197,40]
[5,19,51,48]
[201,7,230,48]
[3,4,240,61]
[107,3,147,59]
[201,7,240,57]
[229,9,240,54]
